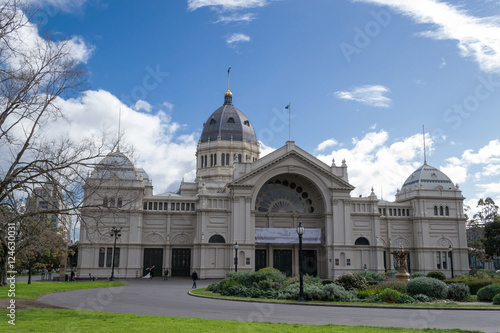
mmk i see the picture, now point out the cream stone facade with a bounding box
[78,89,469,279]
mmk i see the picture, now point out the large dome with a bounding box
[92,151,137,180]
[401,163,455,192]
[199,90,257,144]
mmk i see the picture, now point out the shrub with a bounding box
[385,270,397,279]
[405,277,448,299]
[413,294,433,302]
[426,271,447,281]
[252,279,280,290]
[377,288,401,303]
[447,283,470,301]
[357,288,376,300]
[398,294,416,304]
[321,283,357,302]
[493,293,500,305]
[410,272,426,279]
[477,284,500,301]
[467,280,493,295]
[335,272,368,291]
[257,267,280,273]
[321,279,335,285]
[227,270,287,287]
[357,271,385,283]
[376,280,407,293]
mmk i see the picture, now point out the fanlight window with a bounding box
[255,179,314,214]
[208,235,226,243]
[355,237,370,246]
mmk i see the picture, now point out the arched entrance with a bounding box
[253,174,326,277]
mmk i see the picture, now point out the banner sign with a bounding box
[255,227,321,244]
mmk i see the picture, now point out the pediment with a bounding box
[229,142,354,191]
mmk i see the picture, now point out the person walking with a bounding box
[149,265,155,280]
[191,269,198,288]
[164,269,169,280]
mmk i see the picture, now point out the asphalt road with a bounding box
[37,278,499,332]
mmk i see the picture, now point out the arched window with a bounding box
[355,237,370,246]
[445,206,449,216]
[201,156,204,168]
[221,154,225,166]
[204,155,207,167]
[434,206,438,215]
[227,117,235,123]
[243,120,250,126]
[209,118,216,125]
[238,154,242,163]
[440,206,444,216]
[255,179,314,214]
[208,235,226,243]
[117,197,122,208]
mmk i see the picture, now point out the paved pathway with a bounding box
[38,278,499,332]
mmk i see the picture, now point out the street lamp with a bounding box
[449,244,454,278]
[109,227,121,281]
[296,222,305,302]
[234,242,239,272]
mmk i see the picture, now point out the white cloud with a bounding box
[51,90,198,193]
[226,32,251,45]
[316,131,427,198]
[316,139,338,152]
[482,164,500,176]
[259,141,275,158]
[334,85,392,108]
[188,0,268,11]
[163,101,175,111]
[477,182,500,195]
[215,13,256,23]
[461,140,500,164]
[354,0,500,73]
[133,100,152,112]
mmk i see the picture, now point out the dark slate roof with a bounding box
[401,163,455,191]
[200,103,257,144]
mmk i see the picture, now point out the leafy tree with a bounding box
[468,198,500,267]
[484,217,500,259]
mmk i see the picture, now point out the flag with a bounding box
[285,103,290,109]
[228,67,231,74]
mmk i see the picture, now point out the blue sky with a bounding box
[25,0,500,213]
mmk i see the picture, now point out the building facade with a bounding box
[78,89,469,279]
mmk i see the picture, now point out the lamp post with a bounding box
[449,244,454,278]
[234,242,239,272]
[109,227,121,281]
[296,222,305,302]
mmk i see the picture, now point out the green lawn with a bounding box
[1,281,126,299]
[191,288,498,308]
[0,308,481,332]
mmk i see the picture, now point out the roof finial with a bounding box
[117,107,121,152]
[224,67,233,105]
[422,125,426,164]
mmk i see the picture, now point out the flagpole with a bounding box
[288,102,291,141]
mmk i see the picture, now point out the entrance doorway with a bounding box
[273,249,292,276]
[143,248,163,277]
[302,250,318,277]
[172,248,191,277]
[255,249,267,271]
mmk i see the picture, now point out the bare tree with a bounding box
[0,1,121,286]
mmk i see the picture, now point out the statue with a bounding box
[391,242,410,282]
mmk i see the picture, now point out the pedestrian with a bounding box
[164,269,169,280]
[70,269,75,282]
[149,265,155,280]
[191,269,198,288]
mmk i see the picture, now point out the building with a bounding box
[78,88,469,279]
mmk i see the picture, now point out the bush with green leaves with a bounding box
[377,288,401,303]
[398,294,416,304]
[426,271,447,281]
[410,272,426,279]
[385,270,397,279]
[252,279,280,290]
[467,280,493,295]
[376,280,407,293]
[405,277,448,299]
[321,279,335,285]
[477,284,500,301]
[493,293,500,305]
[413,293,433,302]
[357,288,377,300]
[357,271,385,283]
[447,283,470,301]
[321,283,357,301]
[335,272,368,291]
[226,270,287,287]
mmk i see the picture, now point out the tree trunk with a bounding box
[28,268,32,284]
[0,249,7,287]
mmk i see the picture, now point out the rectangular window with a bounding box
[346,259,351,266]
[389,208,393,216]
[39,201,48,209]
[398,209,401,216]
[442,251,447,269]
[436,252,441,269]
[176,203,180,210]
[159,202,163,210]
[143,202,147,210]
[148,202,152,210]
[383,208,386,216]
[335,258,339,266]
[181,203,185,211]
[406,209,410,216]
[214,154,217,166]
[117,198,122,208]
[114,248,120,267]
[106,247,113,267]
[186,203,190,211]
[171,203,175,210]
[191,203,195,211]
[99,248,105,267]
[246,257,250,265]
[154,202,158,210]
[402,209,405,216]
[110,198,115,208]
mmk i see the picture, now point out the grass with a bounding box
[1,281,127,299]
[192,288,499,308]
[0,308,482,332]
